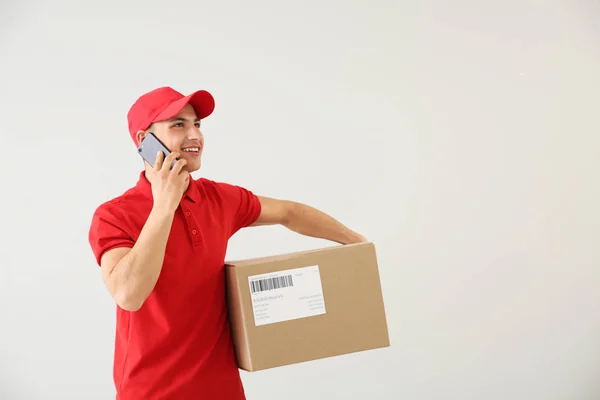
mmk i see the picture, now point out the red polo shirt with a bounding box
[88,171,261,399]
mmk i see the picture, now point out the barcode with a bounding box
[250,275,294,294]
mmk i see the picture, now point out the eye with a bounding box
[195,122,201,128]
[172,122,184,128]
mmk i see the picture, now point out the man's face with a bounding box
[137,104,205,173]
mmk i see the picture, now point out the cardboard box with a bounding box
[225,242,390,372]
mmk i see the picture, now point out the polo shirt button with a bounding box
[192,229,197,234]
[186,211,191,217]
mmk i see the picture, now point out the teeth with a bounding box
[183,148,199,152]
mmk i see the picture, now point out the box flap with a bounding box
[225,242,372,267]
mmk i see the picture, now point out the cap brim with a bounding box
[154,90,215,123]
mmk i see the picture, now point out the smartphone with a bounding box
[137,133,177,169]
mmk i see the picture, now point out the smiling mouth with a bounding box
[182,147,201,154]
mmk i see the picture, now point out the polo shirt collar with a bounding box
[135,170,201,203]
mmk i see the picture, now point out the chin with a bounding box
[185,161,201,173]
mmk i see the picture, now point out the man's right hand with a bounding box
[146,151,189,213]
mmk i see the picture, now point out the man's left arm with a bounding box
[251,196,366,245]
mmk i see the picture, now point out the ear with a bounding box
[135,130,147,146]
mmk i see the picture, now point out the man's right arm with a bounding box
[100,206,175,311]
[94,151,189,311]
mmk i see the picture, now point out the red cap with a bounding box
[127,86,215,145]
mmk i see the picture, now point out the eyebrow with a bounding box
[167,117,200,123]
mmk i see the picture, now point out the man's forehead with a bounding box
[164,106,200,123]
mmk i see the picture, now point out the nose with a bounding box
[187,126,203,140]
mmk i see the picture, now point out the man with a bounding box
[88,86,366,399]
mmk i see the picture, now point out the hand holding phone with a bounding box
[138,134,189,213]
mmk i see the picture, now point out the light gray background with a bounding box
[1,0,599,399]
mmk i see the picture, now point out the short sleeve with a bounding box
[88,202,135,267]
[216,182,262,236]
